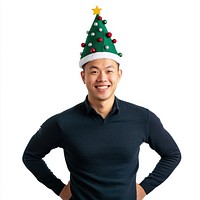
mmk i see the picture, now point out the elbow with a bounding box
[173,145,182,164]
[22,151,28,166]
[167,147,182,168]
[176,148,182,165]
[22,150,32,168]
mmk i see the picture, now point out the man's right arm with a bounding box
[59,181,71,200]
[22,115,65,196]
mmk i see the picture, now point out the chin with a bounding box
[96,94,113,101]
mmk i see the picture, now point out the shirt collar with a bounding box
[83,96,120,116]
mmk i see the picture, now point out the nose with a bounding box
[97,72,107,82]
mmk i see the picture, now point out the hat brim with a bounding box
[79,52,121,68]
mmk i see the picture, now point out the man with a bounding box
[22,7,181,200]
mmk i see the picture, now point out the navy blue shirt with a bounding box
[23,97,181,199]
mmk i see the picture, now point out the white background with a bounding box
[1,0,200,199]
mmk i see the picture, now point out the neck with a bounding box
[88,96,115,119]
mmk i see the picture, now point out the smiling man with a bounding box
[81,59,122,119]
[22,6,181,200]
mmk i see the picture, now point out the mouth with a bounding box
[95,85,110,91]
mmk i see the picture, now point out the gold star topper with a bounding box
[92,6,102,15]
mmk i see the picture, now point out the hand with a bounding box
[59,181,71,200]
[136,183,146,200]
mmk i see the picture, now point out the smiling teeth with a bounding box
[96,86,108,89]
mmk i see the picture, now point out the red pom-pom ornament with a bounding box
[90,48,96,53]
[98,16,102,20]
[112,39,117,43]
[106,32,112,38]
[97,38,103,42]
[81,43,86,47]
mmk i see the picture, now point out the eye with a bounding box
[90,70,98,74]
[107,70,114,74]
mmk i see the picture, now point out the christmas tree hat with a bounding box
[79,6,122,68]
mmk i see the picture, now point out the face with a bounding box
[81,59,122,104]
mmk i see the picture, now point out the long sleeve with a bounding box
[140,111,181,194]
[22,115,65,195]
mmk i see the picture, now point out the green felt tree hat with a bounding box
[79,6,122,68]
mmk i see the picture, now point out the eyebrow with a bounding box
[88,65,115,70]
[89,66,98,70]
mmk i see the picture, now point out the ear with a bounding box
[80,71,86,84]
[118,69,122,82]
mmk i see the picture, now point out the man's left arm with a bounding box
[140,111,181,195]
[136,183,146,200]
